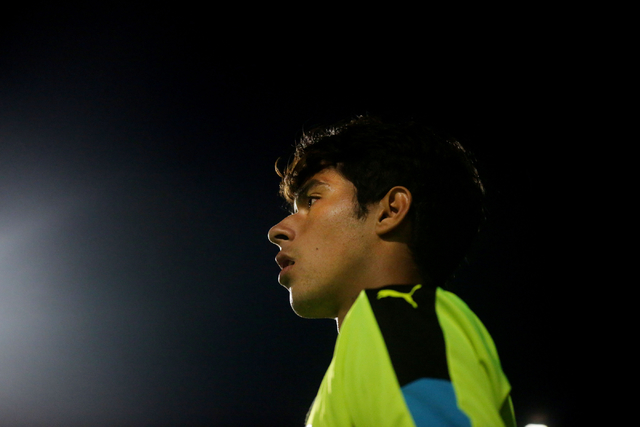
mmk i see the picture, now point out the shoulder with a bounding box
[362,284,450,386]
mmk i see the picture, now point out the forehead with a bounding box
[297,168,351,194]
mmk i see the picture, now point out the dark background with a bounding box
[0,6,577,427]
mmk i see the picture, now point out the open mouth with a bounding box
[276,254,295,271]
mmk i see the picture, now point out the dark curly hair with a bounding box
[277,115,485,285]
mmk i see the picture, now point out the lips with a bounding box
[275,253,295,270]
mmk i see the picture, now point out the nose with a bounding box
[268,216,294,247]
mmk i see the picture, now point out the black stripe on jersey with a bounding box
[365,284,450,387]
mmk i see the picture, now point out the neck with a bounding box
[335,243,422,332]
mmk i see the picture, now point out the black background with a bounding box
[0,5,578,427]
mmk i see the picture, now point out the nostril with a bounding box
[275,233,289,241]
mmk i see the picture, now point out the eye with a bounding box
[307,196,319,208]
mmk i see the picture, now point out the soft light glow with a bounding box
[0,155,157,425]
[525,424,548,427]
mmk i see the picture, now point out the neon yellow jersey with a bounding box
[305,285,515,427]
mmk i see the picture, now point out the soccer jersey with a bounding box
[305,284,515,427]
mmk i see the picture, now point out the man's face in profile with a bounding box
[268,167,376,320]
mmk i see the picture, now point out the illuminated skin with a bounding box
[268,167,422,329]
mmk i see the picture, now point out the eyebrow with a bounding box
[295,179,329,199]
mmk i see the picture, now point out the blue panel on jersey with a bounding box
[401,378,471,427]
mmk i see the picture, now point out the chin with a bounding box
[290,295,336,320]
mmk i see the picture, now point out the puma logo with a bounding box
[376,284,422,308]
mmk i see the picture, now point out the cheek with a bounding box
[304,201,367,260]
[323,222,367,261]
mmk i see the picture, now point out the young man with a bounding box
[268,116,515,426]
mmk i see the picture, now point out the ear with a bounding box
[374,186,413,237]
